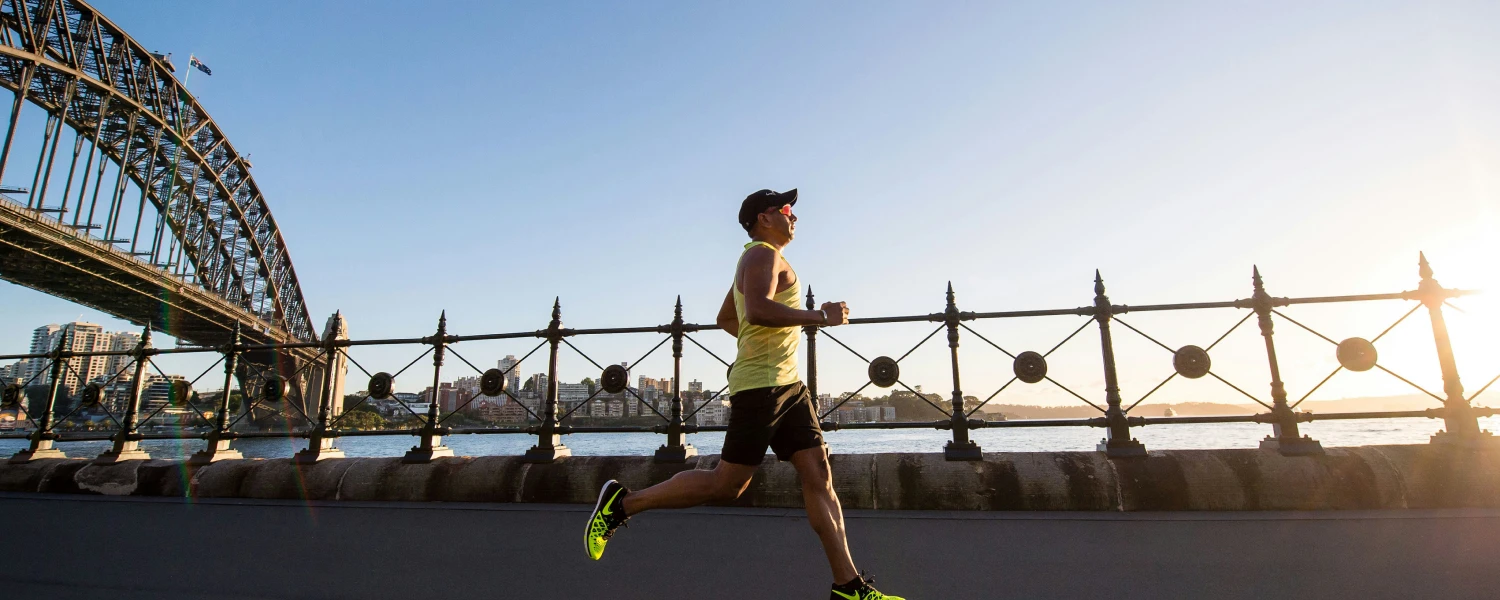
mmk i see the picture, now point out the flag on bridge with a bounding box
[189,55,212,76]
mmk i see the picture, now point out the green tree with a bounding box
[581,377,596,393]
[338,409,386,431]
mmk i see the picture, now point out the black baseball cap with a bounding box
[738,188,798,232]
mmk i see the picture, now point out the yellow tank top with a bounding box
[728,241,802,394]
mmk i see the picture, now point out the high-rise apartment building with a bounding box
[104,331,141,380]
[21,324,61,384]
[497,355,523,393]
[23,323,113,398]
[64,323,111,397]
[527,373,549,398]
[20,323,147,396]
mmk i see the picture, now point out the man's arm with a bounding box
[739,246,843,327]
[717,287,738,338]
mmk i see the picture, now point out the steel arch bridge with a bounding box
[0,0,315,350]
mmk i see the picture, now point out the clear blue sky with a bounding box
[2,1,1497,406]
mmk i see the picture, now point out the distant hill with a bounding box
[975,393,1458,420]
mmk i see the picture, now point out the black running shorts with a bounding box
[720,381,825,465]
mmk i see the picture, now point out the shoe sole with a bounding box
[585,479,618,560]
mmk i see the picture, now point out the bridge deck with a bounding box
[4,493,1498,599]
[0,200,308,351]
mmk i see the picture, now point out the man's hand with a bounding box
[819,301,849,326]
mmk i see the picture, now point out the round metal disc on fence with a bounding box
[168,380,193,406]
[367,372,394,400]
[1173,345,1212,379]
[480,368,507,396]
[2,383,22,408]
[1337,337,1378,372]
[601,364,629,394]
[868,356,900,388]
[262,376,287,403]
[81,383,104,407]
[1013,351,1048,384]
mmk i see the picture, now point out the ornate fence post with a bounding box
[943,283,982,460]
[525,299,573,462]
[1419,253,1494,448]
[10,337,69,462]
[189,324,244,465]
[1251,267,1322,455]
[1094,271,1146,458]
[404,311,455,463]
[294,332,346,463]
[655,297,698,463]
[805,287,820,419]
[97,327,152,463]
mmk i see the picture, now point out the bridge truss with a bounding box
[0,0,314,348]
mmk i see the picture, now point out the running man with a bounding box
[585,189,904,600]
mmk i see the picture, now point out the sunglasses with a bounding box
[765,204,794,218]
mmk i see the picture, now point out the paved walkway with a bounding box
[4,493,1500,599]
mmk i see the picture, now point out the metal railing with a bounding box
[3,253,1496,464]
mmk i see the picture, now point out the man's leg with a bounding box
[621,458,758,514]
[789,445,858,584]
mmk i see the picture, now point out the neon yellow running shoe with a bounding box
[830,573,904,600]
[585,480,630,560]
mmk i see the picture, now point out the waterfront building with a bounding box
[638,376,672,395]
[474,399,506,422]
[557,382,590,416]
[421,383,464,414]
[496,399,528,422]
[140,374,190,411]
[693,398,729,426]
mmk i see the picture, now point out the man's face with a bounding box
[758,204,796,241]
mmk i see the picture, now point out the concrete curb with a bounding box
[1,445,1496,511]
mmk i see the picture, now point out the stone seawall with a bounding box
[3,445,1498,510]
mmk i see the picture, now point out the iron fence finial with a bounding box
[1094,270,1105,296]
[1419,251,1433,281]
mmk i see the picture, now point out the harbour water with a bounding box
[4,416,1498,461]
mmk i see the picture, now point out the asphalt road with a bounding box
[4,493,1500,599]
